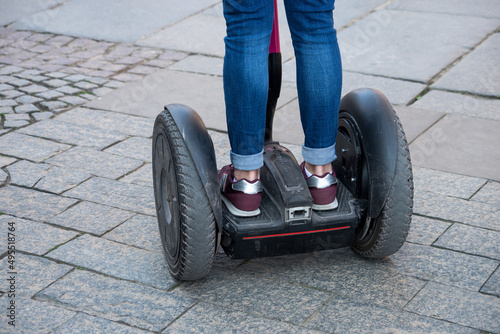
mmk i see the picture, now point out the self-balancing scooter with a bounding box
[152,0,413,280]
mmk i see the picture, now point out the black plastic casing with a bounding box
[334,88,398,218]
[221,143,364,259]
[264,52,282,143]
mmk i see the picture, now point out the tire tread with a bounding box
[154,111,216,280]
[352,113,414,259]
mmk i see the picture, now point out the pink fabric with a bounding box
[269,0,281,54]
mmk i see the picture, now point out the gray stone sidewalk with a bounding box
[0,0,499,333]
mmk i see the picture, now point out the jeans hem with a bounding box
[302,143,337,165]
[230,150,264,171]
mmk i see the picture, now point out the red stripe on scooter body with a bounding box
[243,226,350,240]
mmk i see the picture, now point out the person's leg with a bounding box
[283,0,342,170]
[220,0,274,217]
[223,0,274,180]
[284,0,342,210]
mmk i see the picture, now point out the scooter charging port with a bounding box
[286,206,312,222]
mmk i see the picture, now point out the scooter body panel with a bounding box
[221,143,365,259]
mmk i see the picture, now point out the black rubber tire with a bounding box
[152,110,216,281]
[351,112,413,259]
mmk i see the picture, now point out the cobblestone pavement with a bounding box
[0,26,186,133]
[0,0,499,333]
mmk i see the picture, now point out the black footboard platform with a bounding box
[221,143,365,259]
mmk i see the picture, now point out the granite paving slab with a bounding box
[393,106,444,144]
[46,147,143,179]
[338,10,500,82]
[405,281,500,333]
[471,181,500,207]
[48,201,135,235]
[305,294,477,334]
[481,267,500,297]
[12,0,219,43]
[120,163,153,188]
[334,0,389,29]
[18,119,127,149]
[272,99,304,145]
[390,242,499,291]
[7,160,91,194]
[54,107,154,138]
[19,84,48,94]
[413,166,486,200]
[175,267,331,325]
[86,68,300,137]
[0,0,65,26]
[103,214,162,253]
[273,100,445,146]
[275,81,300,111]
[53,313,150,334]
[434,223,500,260]
[14,103,39,113]
[343,71,425,105]
[388,0,500,18]
[238,248,425,309]
[0,253,72,297]
[208,129,231,165]
[432,33,500,97]
[0,297,76,334]
[4,118,30,128]
[47,234,173,289]
[104,137,152,162]
[164,302,318,334]
[63,177,156,216]
[85,70,225,129]
[35,270,194,332]
[169,55,223,77]
[137,11,226,58]
[0,215,79,255]
[138,3,295,62]
[0,169,8,187]
[6,159,51,187]
[0,98,18,106]
[412,90,500,121]
[212,249,246,270]
[284,56,427,104]
[414,189,499,231]
[36,90,65,100]
[0,132,70,162]
[406,215,452,246]
[0,155,16,167]
[409,114,500,181]
[0,186,77,221]
[33,166,92,194]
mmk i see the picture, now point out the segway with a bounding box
[152,0,413,281]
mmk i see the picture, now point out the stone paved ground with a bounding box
[0,0,499,333]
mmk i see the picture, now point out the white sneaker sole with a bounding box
[221,195,261,217]
[312,198,338,211]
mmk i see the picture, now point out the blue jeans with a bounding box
[223,0,342,171]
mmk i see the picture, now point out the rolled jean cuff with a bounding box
[302,143,337,165]
[230,150,264,171]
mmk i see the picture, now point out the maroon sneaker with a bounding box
[300,162,338,211]
[218,165,262,217]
